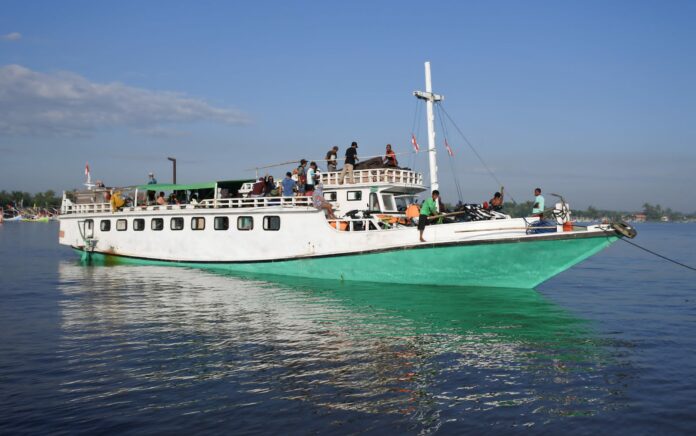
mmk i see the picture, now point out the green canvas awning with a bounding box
[137,182,217,191]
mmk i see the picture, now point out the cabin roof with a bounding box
[136,179,253,191]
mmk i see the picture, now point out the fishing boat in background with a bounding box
[58,62,636,289]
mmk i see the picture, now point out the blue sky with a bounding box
[1,0,695,212]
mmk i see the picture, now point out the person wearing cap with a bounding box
[339,141,359,184]
[147,173,157,204]
[325,146,339,171]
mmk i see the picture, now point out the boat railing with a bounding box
[198,196,313,209]
[62,196,315,215]
[319,169,423,186]
[63,202,113,214]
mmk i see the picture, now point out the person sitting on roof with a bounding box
[251,177,265,197]
[312,183,337,219]
[488,187,504,211]
[156,191,166,205]
[383,144,398,167]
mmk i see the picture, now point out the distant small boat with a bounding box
[22,216,50,223]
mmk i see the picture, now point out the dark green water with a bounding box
[1,222,695,434]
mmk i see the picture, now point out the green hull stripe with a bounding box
[76,234,617,288]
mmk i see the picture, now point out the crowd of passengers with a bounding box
[250,141,400,198]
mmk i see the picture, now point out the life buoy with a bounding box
[611,221,637,239]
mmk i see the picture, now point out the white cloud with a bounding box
[1,32,22,41]
[0,64,250,136]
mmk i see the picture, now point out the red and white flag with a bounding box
[411,134,420,152]
[85,162,90,177]
[444,139,454,157]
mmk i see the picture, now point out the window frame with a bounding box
[263,216,281,231]
[133,218,145,231]
[116,219,128,231]
[170,217,184,231]
[237,216,254,231]
[347,191,362,201]
[214,216,229,231]
[100,220,111,232]
[151,218,164,231]
[191,216,206,231]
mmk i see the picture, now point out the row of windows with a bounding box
[323,191,360,202]
[98,216,280,232]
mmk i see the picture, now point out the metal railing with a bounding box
[199,196,313,208]
[319,169,423,186]
[62,196,315,215]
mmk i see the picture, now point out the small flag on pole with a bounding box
[85,162,90,178]
[444,139,454,157]
[411,134,420,152]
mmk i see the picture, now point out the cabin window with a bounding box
[170,217,184,231]
[191,217,205,231]
[347,191,362,201]
[263,216,281,231]
[324,191,337,201]
[133,219,145,231]
[369,193,380,212]
[116,219,128,231]
[151,218,164,231]
[214,216,229,230]
[381,194,396,212]
[237,216,253,231]
[100,220,111,231]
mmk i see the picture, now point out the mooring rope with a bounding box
[619,238,696,272]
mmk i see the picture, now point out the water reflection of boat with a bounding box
[57,263,628,428]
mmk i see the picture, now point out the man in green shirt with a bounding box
[532,187,545,219]
[418,190,440,242]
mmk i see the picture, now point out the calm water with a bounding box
[1,222,695,434]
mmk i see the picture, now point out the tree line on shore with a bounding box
[0,190,62,209]
[499,201,691,221]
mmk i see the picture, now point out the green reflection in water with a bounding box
[215,272,603,367]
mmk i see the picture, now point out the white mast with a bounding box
[413,61,444,192]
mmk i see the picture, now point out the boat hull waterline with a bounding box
[74,232,618,289]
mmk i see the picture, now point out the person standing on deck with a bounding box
[296,159,308,194]
[305,162,318,195]
[532,188,545,219]
[147,172,157,204]
[281,172,297,197]
[325,146,339,172]
[418,190,440,242]
[338,142,358,184]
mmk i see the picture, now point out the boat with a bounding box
[58,62,636,288]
